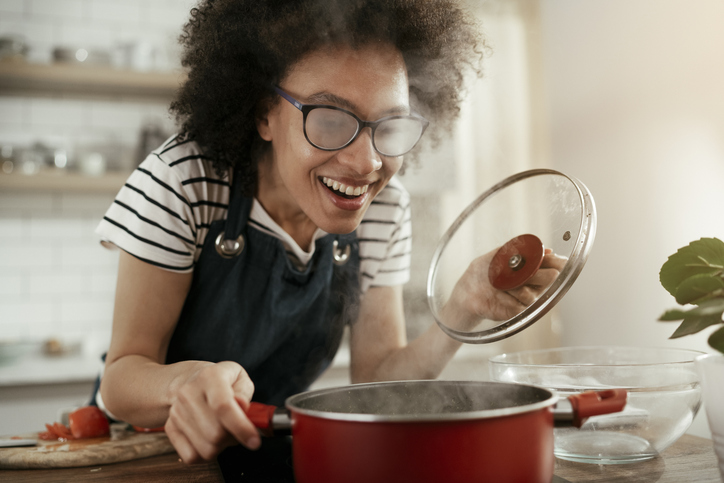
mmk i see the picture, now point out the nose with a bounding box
[337,128,383,174]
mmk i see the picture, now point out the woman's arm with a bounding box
[349,252,566,382]
[101,250,194,424]
[349,284,462,382]
[100,251,259,462]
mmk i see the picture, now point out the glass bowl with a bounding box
[488,346,703,464]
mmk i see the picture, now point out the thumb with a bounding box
[229,368,254,411]
[216,361,254,399]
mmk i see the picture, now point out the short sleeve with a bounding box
[358,177,412,292]
[95,154,198,271]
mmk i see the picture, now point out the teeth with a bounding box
[322,177,369,197]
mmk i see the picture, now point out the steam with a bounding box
[292,380,551,418]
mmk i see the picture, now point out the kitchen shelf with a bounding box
[0,170,130,193]
[0,60,186,98]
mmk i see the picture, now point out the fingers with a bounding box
[165,417,199,464]
[507,265,561,307]
[447,247,568,324]
[167,379,236,463]
[499,292,528,319]
[511,250,566,303]
[207,362,260,450]
[231,365,255,406]
[166,362,259,464]
[450,247,568,323]
[526,267,559,289]
[507,285,537,306]
[541,252,568,271]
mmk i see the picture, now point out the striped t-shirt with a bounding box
[95,136,412,293]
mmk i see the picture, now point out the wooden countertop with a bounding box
[554,434,722,483]
[2,434,720,482]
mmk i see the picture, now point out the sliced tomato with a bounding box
[68,406,110,439]
[38,428,57,440]
[53,422,74,441]
[39,422,74,441]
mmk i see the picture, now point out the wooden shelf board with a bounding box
[0,61,185,98]
[0,170,130,193]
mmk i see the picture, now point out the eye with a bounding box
[377,123,403,136]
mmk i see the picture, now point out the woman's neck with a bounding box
[255,157,318,251]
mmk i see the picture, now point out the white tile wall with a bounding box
[0,95,174,161]
[0,0,197,350]
[57,21,114,49]
[0,189,118,344]
[0,97,26,123]
[29,0,85,20]
[88,0,141,24]
[0,0,24,15]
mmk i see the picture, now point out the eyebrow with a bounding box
[306,91,410,117]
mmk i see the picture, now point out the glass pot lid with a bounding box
[426,169,596,344]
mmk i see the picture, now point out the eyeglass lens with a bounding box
[305,108,424,156]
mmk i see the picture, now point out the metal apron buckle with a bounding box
[333,239,351,266]
[215,232,245,258]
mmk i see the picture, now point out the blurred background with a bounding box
[0,0,722,440]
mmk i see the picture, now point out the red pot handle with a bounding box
[245,402,291,436]
[567,389,627,428]
[247,402,277,430]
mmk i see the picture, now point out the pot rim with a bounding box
[285,380,559,423]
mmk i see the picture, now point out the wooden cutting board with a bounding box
[0,426,176,469]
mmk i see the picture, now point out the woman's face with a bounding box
[256,42,409,235]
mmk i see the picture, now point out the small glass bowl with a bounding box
[489,346,703,464]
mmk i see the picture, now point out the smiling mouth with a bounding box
[321,177,369,199]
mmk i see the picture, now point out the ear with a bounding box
[255,99,275,142]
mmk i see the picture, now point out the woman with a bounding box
[95,0,561,465]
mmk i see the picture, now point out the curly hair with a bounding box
[170,0,484,194]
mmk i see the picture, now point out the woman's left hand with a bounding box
[164,361,259,464]
[441,248,567,330]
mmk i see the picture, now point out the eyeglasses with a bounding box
[273,86,429,157]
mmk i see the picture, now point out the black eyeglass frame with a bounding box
[273,86,429,157]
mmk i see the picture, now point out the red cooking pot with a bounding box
[246,380,626,483]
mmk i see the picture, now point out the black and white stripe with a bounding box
[96,136,411,292]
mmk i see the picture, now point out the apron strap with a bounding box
[215,166,252,259]
[224,166,251,239]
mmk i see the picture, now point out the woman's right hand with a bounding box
[441,248,566,330]
[164,361,260,464]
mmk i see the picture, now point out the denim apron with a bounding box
[171,175,360,481]
[92,169,360,415]
[164,171,360,407]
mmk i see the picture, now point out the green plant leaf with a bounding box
[691,297,724,316]
[674,273,724,305]
[659,309,688,321]
[709,326,724,355]
[670,313,723,338]
[659,298,724,322]
[659,238,724,297]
